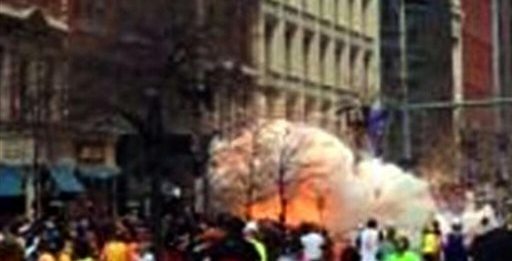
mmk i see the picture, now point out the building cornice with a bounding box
[0,3,68,32]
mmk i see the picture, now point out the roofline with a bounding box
[0,3,69,32]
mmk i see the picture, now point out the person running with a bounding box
[384,236,420,261]
[443,221,468,261]
[360,219,380,261]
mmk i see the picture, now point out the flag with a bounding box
[366,104,389,156]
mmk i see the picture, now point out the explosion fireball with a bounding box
[209,120,437,233]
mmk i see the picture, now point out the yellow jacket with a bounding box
[422,233,440,254]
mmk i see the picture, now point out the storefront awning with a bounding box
[50,166,85,194]
[0,166,23,197]
[79,165,121,180]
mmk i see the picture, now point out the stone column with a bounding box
[325,39,336,88]
[285,92,299,122]
[309,33,321,84]
[275,90,286,119]
[290,28,303,79]
[271,21,286,75]
[254,88,267,121]
[305,97,321,126]
[296,92,306,122]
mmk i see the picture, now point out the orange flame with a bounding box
[240,179,342,228]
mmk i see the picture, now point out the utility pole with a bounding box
[145,87,164,260]
[400,0,412,161]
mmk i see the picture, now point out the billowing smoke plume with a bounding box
[208,120,436,233]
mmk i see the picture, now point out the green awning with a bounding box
[50,166,84,194]
[79,165,121,180]
[0,166,23,197]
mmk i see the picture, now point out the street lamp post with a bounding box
[400,0,412,161]
[144,87,164,259]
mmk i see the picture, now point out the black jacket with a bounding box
[470,228,512,261]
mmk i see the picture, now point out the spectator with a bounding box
[379,227,397,260]
[443,221,468,261]
[300,224,326,261]
[360,219,380,261]
[384,236,420,261]
[57,239,73,261]
[101,231,129,261]
[470,215,512,261]
[244,221,268,261]
[75,240,95,261]
[207,215,260,261]
[340,236,360,261]
[421,222,441,261]
[38,239,57,261]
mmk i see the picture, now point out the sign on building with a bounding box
[0,136,35,165]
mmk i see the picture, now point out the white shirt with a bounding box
[300,232,325,260]
[140,252,155,261]
[360,228,380,261]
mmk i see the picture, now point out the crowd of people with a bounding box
[1,212,512,261]
[351,217,512,261]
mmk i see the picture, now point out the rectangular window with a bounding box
[9,54,24,121]
[303,32,313,80]
[335,43,342,87]
[320,37,329,84]
[44,59,55,121]
[77,142,106,165]
[285,24,295,74]
[0,47,4,120]
[60,0,69,18]
[79,0,106,30]
[349,48,358,88]
[264,21,274,71]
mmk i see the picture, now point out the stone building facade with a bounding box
[196,0,381,140]
[0,1,69,164]
[0,0,171,214]
[253,0,380,131]
[0,0,72,215]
